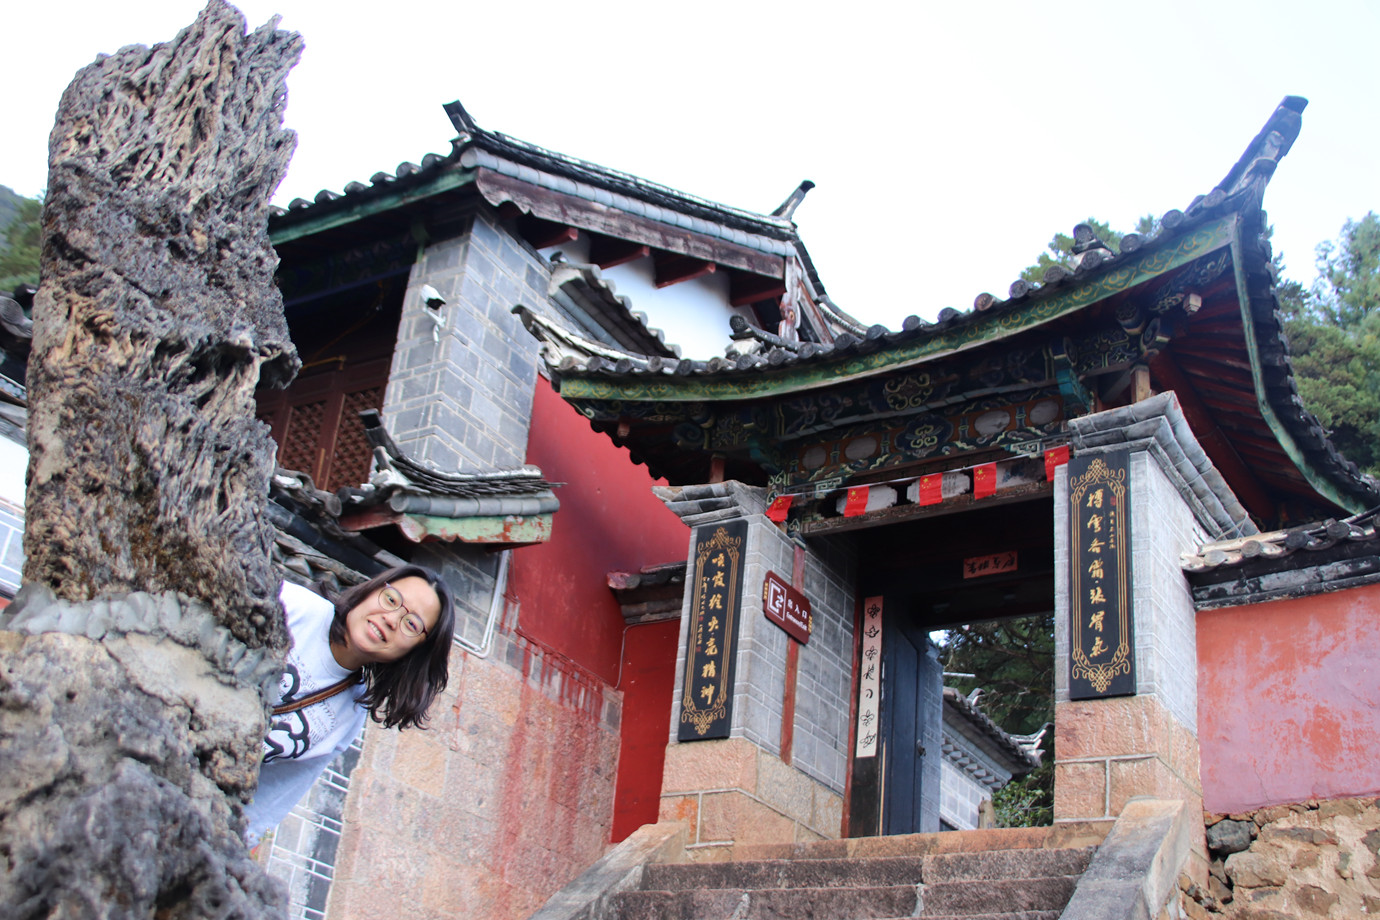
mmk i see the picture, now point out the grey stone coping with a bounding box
[1069,391,1257,540]
[653,481,767,527]
[1060,798,1195,920]
[0,584,282,691]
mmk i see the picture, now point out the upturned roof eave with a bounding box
[552,210,1242,404]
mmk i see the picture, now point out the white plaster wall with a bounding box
[540,235,751,360]
[0,436,27,506]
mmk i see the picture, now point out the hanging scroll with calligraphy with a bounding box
[678,519,748,740]
[855,596,884,757]
[1068,451,1135,699]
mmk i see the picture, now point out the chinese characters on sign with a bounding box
[762,571,812,644]
[855,596,884,758]
[1068,451,1135,699]
[678,520,747,740]
[962,551,1018,579]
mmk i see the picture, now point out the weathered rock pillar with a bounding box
[1053,394,1255,873]
[654,482,855,857]
[0,3,302,917]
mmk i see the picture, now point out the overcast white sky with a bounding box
[5,0,1378,327]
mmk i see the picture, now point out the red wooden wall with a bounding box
[511,376,689,839]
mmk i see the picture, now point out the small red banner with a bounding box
[973,463,997,499]
[918,474,943,506]
[763,571,811,644]
[1045,445,1070,481]
[843,486,870,517]
[765,494,794,522]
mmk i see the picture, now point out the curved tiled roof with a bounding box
[942,687,1043,777]
[529,97,1379,518]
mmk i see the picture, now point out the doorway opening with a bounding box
[847,496,1055,836]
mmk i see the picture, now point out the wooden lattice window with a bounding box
[257,357,390,493]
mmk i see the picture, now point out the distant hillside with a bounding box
[0,186,26,245]
[0,186,42,290]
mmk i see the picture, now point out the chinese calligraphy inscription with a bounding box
[962,551,1018,579]
[678,520,748,740]
[1068,451,1135,699]
[856,596,884,757]
[763,571,812,645]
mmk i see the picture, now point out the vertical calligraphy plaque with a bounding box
[1068,450,1135,699]
[855,596,884,757]
[678,519,748,740]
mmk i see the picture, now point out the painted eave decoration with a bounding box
[530,97,1379,526]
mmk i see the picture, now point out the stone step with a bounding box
[614,874,1079,920]
[729,822,1107,864]
[922,875,1078,916]
[875,913,1062,920]
[641,856,927,892]
[640,847,1093,892]
[923,845,1095,883]
[613,884,920,920]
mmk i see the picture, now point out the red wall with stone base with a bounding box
[1197,581,1380,814]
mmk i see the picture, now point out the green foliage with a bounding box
[1281,213,1380,476]
[1018,215,1158,284]
[1314,214,1380,329]
[943,612,1053,737]
[993,760,1053,828]
[0,192,42,292]
[941,613,1054,827]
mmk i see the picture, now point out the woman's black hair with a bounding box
[327,564,456,730]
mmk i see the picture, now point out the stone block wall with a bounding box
[669,511,855,793]
[330,612,623,920]
[1189,797,1380,918]
[1053,458,1205,828]
[383,211,549,471]
[663,485,856,854]
[658,737,844,858]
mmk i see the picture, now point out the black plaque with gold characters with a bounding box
[1068,450,1135,699]
[678,519,748,740]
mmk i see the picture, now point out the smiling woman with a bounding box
[244,564,456,846]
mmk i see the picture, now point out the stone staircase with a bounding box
[605,828,1098,920]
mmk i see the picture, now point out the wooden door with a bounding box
[881,615,942,835]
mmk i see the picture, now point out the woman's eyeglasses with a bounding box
[379,583,429,639]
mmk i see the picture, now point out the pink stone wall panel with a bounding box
[1198,582,1380,813]
[335,651,620,920]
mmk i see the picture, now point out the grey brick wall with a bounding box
[917,638,944,833]
[383,211,549,471]
[1127,452,1204,728]
[1054,445,1207,731]
[412,542,505,655]
[0,497,23,596]
[792,535,857,794]
[670,505,856,796]
[264,734,363,920]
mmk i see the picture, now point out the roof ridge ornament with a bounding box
[770,180,816,220]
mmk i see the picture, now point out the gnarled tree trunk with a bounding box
[0,3,302,916]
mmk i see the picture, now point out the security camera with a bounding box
[419,284,446,309]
